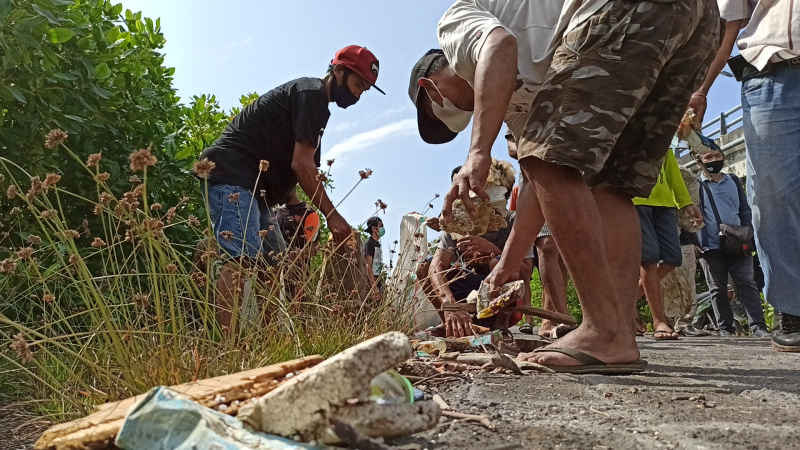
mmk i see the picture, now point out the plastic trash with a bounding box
[369,370,415,405]
[115,386,318,450]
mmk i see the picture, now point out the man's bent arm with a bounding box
[689,20,745,120]
[470,28,518,159]
[430,248,457,305]
[291,140,344,223]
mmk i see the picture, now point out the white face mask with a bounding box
[421,78,473,133]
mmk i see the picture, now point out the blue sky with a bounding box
[123,0,743,268]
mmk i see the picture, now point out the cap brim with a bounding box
[413,87,457,144]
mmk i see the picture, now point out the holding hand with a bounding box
[442,153,491,223]
[443,308,473,338]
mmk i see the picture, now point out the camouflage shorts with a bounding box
[517,0,720,198]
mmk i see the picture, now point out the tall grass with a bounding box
[0,132,411,419]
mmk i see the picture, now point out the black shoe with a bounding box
[752,326,771,338]
[719,329,735,337]
[680,326,711,337]
[772,313,800,352]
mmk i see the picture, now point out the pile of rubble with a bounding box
[34,328,561,449]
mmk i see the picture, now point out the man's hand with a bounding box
[682,205,704,229]
[687,94,707,125]
[442,152,491,223]
[443,307,473,338]
[328,214,352,243]
[457,236,500,265]
[426,217,441,232]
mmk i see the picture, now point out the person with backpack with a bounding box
[696,150,769,338]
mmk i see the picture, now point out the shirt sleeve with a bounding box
[665,150,693,208]
[437,0,513,85]
[364,239,376,258]
[439,232,457,251]
[292,89,328,148]
[717,0,750,22]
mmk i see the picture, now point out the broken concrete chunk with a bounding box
[238,332,412,442]
[440,197,507,237]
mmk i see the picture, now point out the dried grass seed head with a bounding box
[10,333,33,363]
[94,172,110,183]
[86,152,103,168]
[91,237,107,248]
[42,293,55,303]
[43,173,61,188]
[44,129,68,149]
[129,148,157,172]
[16,247,33,260]
[0,258,17,273]
[6,184,18,199]
[27,235,42,246]
[193,158,216,179]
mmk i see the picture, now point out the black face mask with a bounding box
[332,73,358,109]
[704,160,724,174]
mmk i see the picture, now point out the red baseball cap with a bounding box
[332,45,385,95]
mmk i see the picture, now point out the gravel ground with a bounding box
[389,336,800,450]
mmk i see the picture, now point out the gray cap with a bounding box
[408,49,457,144]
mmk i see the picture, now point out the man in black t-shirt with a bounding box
[196,45,384,329]
[364,216,385,291]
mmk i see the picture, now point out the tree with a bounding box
[0,0,182,227]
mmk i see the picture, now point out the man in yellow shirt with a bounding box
[633,149,703,340]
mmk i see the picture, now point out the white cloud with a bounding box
[329,121,359,133]
[325,118,417,160]
[378,104,413,118]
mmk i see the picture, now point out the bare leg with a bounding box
[216,261,243,333]
[490,158,639,366]
[641,262,678,337]
[536,235,569,336]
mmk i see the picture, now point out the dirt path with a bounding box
[0,402,50,450]
[390,336,800,450]
[7,337,799,449]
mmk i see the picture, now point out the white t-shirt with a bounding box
[436,0,611,136]
[719,0,800,70]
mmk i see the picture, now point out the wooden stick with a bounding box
[441,303,576,326]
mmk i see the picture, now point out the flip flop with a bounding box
[653,330,680,341]
[531,347,647,375]
[518,323,534,335]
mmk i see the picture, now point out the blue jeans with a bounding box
[206,184,287,261]
[742,64,800,316]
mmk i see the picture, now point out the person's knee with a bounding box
[536,236,559,258]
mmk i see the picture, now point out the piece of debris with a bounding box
[34,356,323,450]
[330,419,389,450]
[115,386,316,449]
[441,410,496,431]
[413,340,447,356]
[432,394,451,411]
[491,351,522,375]
[515,360,555,374]
[238,332,440,444]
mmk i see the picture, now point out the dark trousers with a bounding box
[699,251,766,332]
